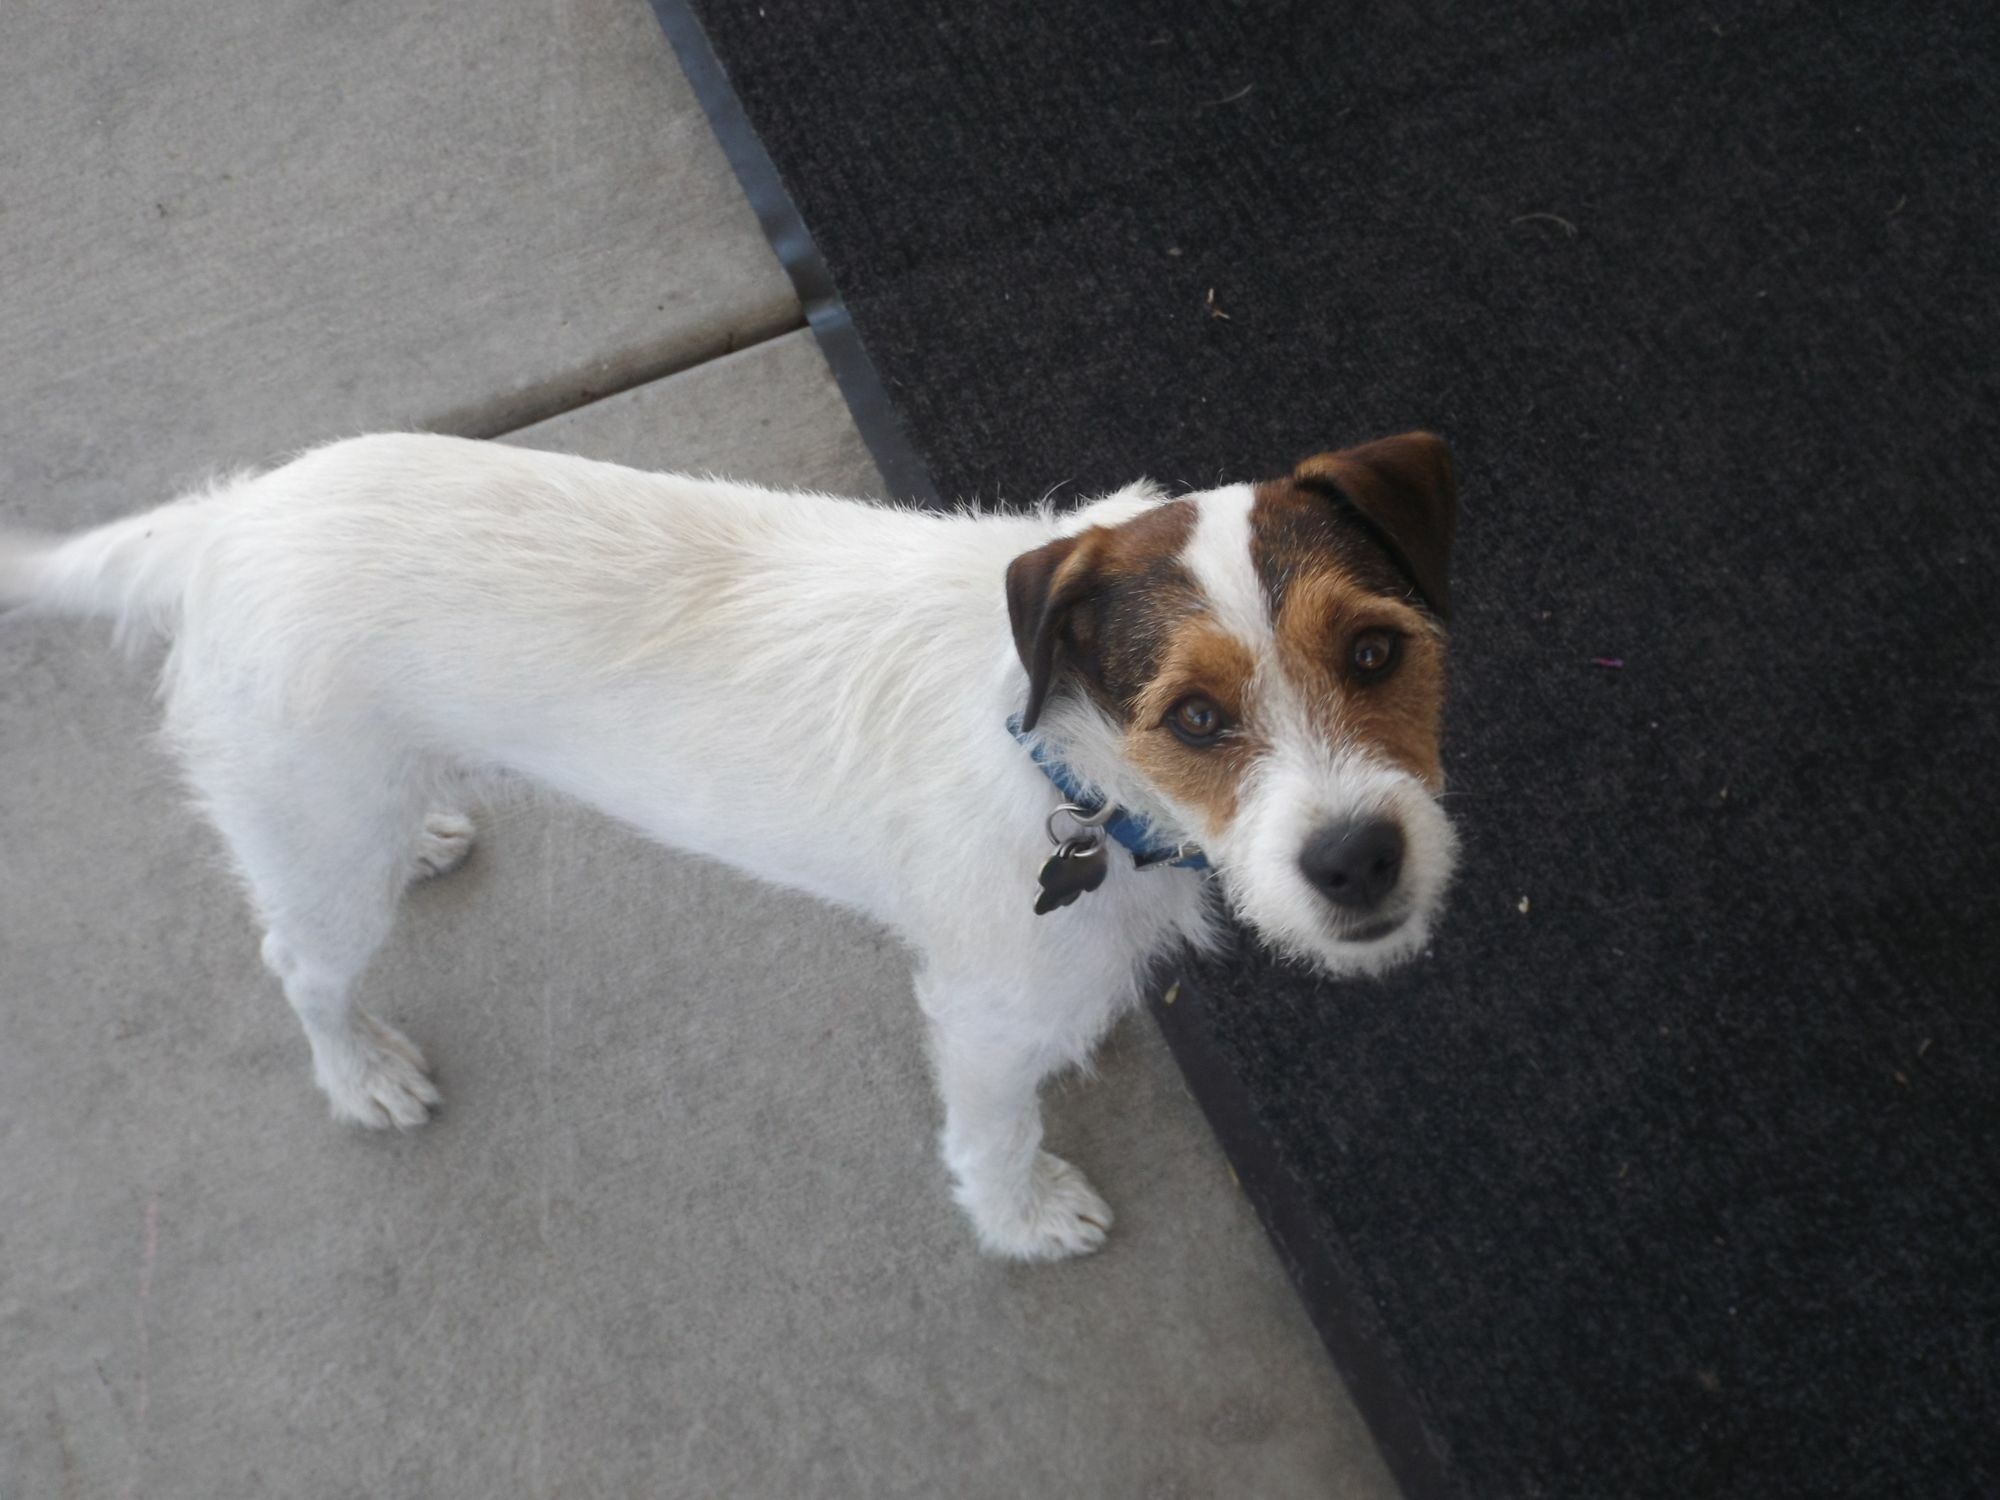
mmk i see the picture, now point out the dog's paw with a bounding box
[964,1151,1114,1261]
[412,812,476,880]
[314,1012,442,1129]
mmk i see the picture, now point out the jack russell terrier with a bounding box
[1,430,1458,1260]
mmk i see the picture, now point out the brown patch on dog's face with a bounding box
[1124,620,1260,832]
[1251,466,1450,790]
[1058,502,1200,716]
[1270,564,1446,787]
[1005,501,1196,730]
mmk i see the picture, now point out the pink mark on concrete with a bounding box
[120,1194,159,1500]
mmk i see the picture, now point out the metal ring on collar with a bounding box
[1046,800,1115,845]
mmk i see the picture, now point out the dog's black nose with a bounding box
[1299,819,1405,910]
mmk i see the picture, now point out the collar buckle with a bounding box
[1132,839,1206,871]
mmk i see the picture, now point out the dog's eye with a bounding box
[1350,629,1402,682]
[1166,694,1228,747]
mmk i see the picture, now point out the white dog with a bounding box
[1,430,1458,1260]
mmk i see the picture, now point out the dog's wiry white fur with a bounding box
[2,433,1453,1260]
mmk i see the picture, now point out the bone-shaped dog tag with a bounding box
[1034,839,1109,915]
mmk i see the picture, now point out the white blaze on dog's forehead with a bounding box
[1178,485,1270,648]
[1178,483,1317,746]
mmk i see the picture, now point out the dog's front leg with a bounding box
[919,975,1114,1261]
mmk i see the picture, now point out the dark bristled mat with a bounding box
[657,1,1999,1494]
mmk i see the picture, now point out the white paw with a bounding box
[313,1011,442,1129]
[412,812,476,880]
[962,1151,1114,1261]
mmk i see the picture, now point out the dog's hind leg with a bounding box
[918,972,1115,1261]
[181,727,444,1128]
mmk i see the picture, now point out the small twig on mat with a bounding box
[1197,83,1255,107]
[1205,288,1230,320]
[1513,211,1579,238]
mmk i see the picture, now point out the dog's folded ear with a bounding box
[1005,532,1104,732]
[1291,432,1457,621]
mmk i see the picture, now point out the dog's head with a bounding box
[1005,432,1458,976]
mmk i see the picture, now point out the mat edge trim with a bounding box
[645,0,938,507]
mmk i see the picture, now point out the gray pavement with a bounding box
[0,0,796,521]
[0,4,1398,1496]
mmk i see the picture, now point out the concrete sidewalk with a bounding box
[0,4,1396,1495]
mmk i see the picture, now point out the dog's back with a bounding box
[3,432,1061,911]
[5,432,1013,720]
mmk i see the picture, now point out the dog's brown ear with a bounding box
[1005,532,1102,731]
[1292,431,1457,620]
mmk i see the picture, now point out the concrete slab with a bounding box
[1,330,1397,1497]
[0,0,797,529]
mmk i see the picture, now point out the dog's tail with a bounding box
[1,496,218,643]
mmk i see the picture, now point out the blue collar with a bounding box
[1007,716,1210,872]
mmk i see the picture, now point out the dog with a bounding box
[0,429,1458,1260]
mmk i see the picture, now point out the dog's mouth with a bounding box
[1336,912,1409,944]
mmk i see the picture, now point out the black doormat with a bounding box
[653,3,1999,1494]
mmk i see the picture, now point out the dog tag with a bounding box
[1034,839,1109,915]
